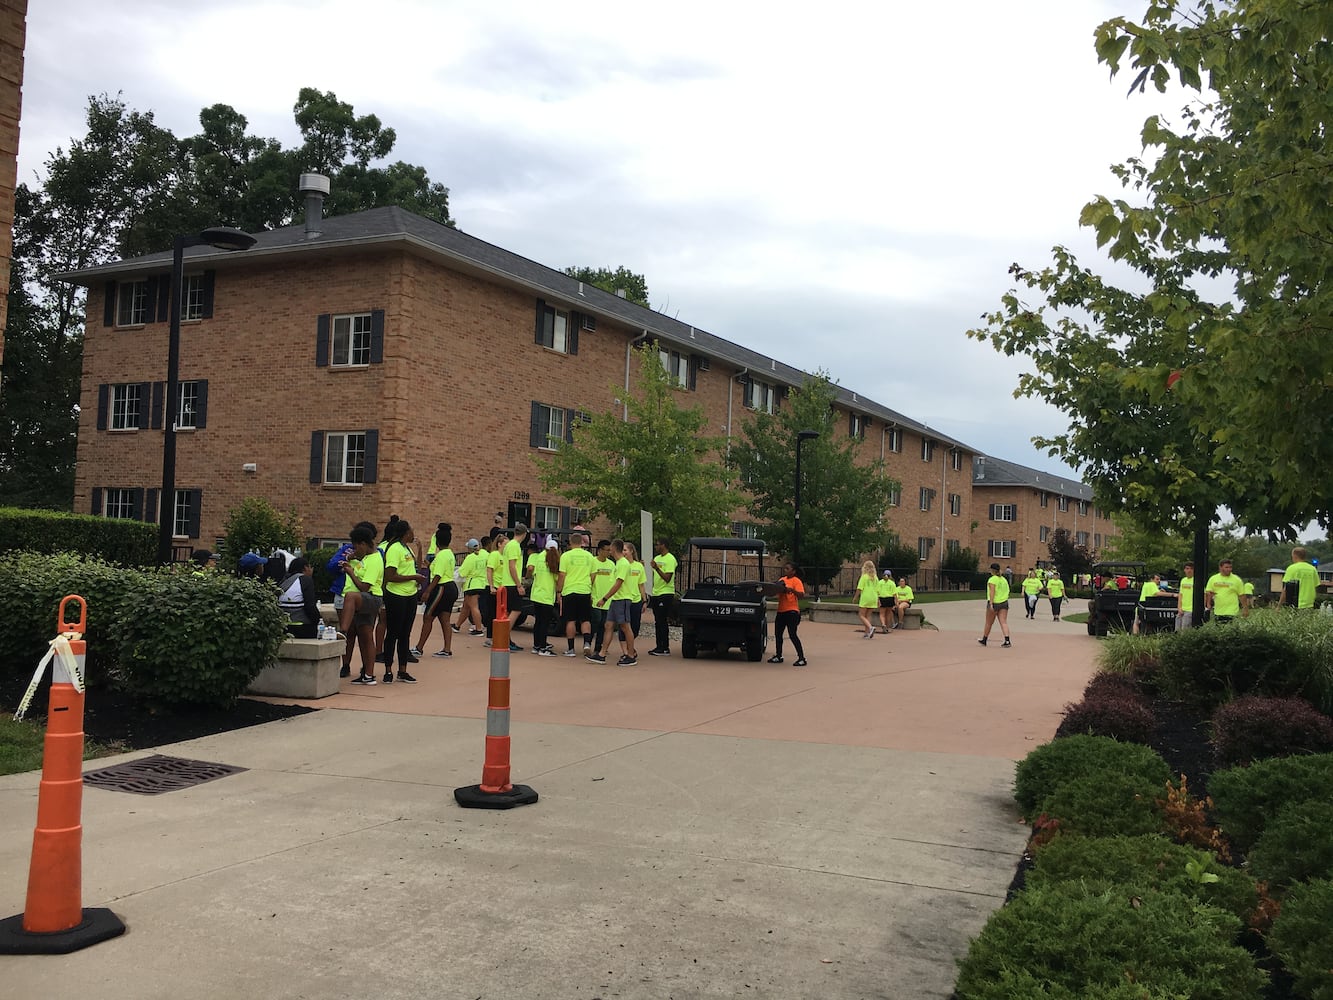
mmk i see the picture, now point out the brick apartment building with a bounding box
[61,184,1071,567]
[971,454,1118,573]
[0,0,28,361]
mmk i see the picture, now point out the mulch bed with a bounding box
[73,686,315,752]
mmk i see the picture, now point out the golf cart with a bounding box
[1086,561,1156,636]
[678,537,776,662]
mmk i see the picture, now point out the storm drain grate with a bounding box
[83,754,248,795]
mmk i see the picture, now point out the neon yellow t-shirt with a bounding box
[651,552,678,597]
[628,561,647,601]
[857,574,879,609]
[607,556,632,602]
[487,548,504,587]
[527,552,557,606]
[1283,561,1319,609]
[989,574,1011,603]
[591,557,615,603]
[1139,581,1160,601]
[1045,578,1064,599]
[1177,575,1194,609]
[559,547,595,595]
[876,577,897,600]
[350,549,384,597]
[461,551,487,590]
[1022,576,1042,596]
[499,538,522,587]
[1205,572,1245,617]
[430,548,456,587]
[898,585,915,602]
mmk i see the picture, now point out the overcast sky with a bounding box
[17,0,1176,478]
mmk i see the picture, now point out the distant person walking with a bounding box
[769,562,807,666]
[1045,574,1065,621]
[978,562,1012,647]
[1021,569,1042,620]
[854,560,878,639]
[1204,559,1245,624]
[1279,547,1323,610]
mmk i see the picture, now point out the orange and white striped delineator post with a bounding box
[0,596,126,954]
[454,586,538,810]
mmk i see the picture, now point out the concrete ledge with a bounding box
[803,602,927,629]
[247,637,343,699]
[900,607,926,630]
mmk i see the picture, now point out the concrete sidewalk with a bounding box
[1,598,1096,999]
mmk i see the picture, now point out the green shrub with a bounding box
[954,881,1266,1000]
[1247,800,1333,891]
[1156,623,1300,708]
[958,970,1183,999]
[1014,734,1171,820]
[218,497,301,573]
[1035,772,1165,838]
[1097,631,1168,678]
[1027,834,1258,923]
[0,551,154,706]
[306,545,340,597]
[1211,695,1333,767]
[0,507,156,566]
[116,573,288,708]
[1208,752,1333,852]
[1267,877,1333,1000]
[1236,609,1333,715]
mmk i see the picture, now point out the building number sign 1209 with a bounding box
[512,491,530,501]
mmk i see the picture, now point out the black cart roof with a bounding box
[687,537,767,553]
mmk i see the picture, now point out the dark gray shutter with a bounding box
[529,402,544,448]
[91,487,103,515]
[689,356,701,391]
[146,488,159,524]
[201,271,216,319]
[103,282,116,326]
[156,275,171,323]
[568,311,580,355]
[195,380,208,428]
[136,382,152,429]
[309,431,325,483]
[186,490,202,538]
[369,309,385,364]
[151,381,165,430]
[560,507,571,530]
[96,384,109,430]
[130,488,145,521]
[564,408,576,444]
[363,430,378,484]
[849,413,856,437]
[315,314,331,367]
[534,300,547,346]
[144,276,160,324]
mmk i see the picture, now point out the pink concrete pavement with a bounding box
[279,599,1096,759]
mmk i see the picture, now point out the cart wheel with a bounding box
[682,636,698,659]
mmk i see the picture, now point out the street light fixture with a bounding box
[793,429,820,572]
[158,227,256,564]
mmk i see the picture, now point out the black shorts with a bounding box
[351,592,382,628]
[991,600,1010,612]
[562,593,592,622]
[879,597,894,608]
[464,586,485,597]
[502,584,522,613]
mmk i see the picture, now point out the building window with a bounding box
[743,379,778,414]
[731,522,760,540]
[887,486,900,507]
[324,432,367,485]
[1039,525,1051,542]
[988,540,1016,559]
[538,304,572,353]
[1058,496,1069,512]
[949,493,962,516]
[887,428,902,453]
[919,487,934,512]
[950,449,963,472]
[111,383,143,431]
[659,349,692,389]
[917,536,935,561]
[116,280,149,326]
[1078,499,1089,516]
[988,503,1016,522]
[921,438,935,462]
[850,413,868,439]
[183,275,206,321]
[946,538,961,553]
[1076,531,1090,547]
[531,402,567,450]
[1094,532,1102,549]
[534,505,561,530]
[332,313,373,367]
[1039,491,1049,508]
[177,381,201,429]
[173,490,191,538]
[103,488,136,519]
[570,507,590,526]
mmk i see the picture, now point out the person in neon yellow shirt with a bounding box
[483,529,507,642]
[894,578,915,628]
[381,519,426,683]
[415,524,457,657]
[1204,559,1245,622]
[453,538,486,635]
[339,524,384,685]
[1279,547,1323,610]
[1132,573,1170,634]
[592,539,638,665]
[624,541,649,642]
[1045,574,1065,621]
[1021,569,1043,620]
[648,539,678,656]
[588,539,615,658]
[524,538,560,654]
[558,532,596,656]
[854,560,879,639]
[876,571,898,633]
[1175,562,1196,630]
[978,562,1011,647]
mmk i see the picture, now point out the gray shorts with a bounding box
[351,592,383,628]
[608,599,632,625]
[991,600,1010,612]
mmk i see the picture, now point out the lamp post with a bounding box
[158,227,256,564]
[793,429,820,571]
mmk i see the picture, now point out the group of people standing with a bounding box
[852,563,916,639]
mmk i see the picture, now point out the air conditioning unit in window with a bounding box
[581,315,596,331]
[696,357,710,371]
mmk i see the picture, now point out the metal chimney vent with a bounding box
[299,173,331,239]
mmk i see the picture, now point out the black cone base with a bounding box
[454,783,538,810]
[0,907,126,954]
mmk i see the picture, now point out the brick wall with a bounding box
[973,484,1118,573]
[0,0,28,364]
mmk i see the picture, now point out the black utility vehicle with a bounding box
[678,537,775,662]
[1086,560,1175,636]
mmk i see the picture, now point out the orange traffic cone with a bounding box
[0,596,126,954]
[455,586,537,809]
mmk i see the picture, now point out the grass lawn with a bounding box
[1063,612,1090,625]
[815,590,984,606]
[0,714,121,777]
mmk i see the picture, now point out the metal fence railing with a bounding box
[681,557,982,601]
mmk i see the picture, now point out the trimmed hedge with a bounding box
[1013,734,1171,821]
[1208,752,1333,853]
[0,507,156,566]
[1211,695,1333,768]
[1035,772,1165,838]
[1246,799,1333,892]
[1059,689,1156,743]
[1267,877,1333,1000]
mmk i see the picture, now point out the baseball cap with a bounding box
[546,538,559,549]
[465,538,480,549]
[238,552,268,570]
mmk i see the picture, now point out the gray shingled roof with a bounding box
[60,205,973,450]
[971,454,1093,501]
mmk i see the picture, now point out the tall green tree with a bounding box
[533,345,740,547]
[563,265,650,308]
[732,373,899,582]
[1048,528,1095,582]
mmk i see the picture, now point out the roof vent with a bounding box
[615,288,627,298]
[299,173,331,240]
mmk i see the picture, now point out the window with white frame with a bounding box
[116,280,149,326]
[989,503,1016,522]
[183,274,206,321]
[950,449,963,471]
[659,348,691,389]
[1076,531,1090,547]
[946,538,961,553]
[331,313,373,367]
[103,488,135,519]
[949,493,962,516]
[177,380,200,429]
[919,487,935,512]
[921,438,935,462]
[1039,525,1051,542]
[324,431,367,485]
[887,486,900,507]
[743,379,777,414]
[850,413,867,439]
[570,507,590,526]
[533,403,566,450]
[988,539,1016,559]
[110,383,142,431]
[537,304,572,353]
[534,505,561,530]
[1039,491,1049,508]
[1078,499,1089,516]
[1095,533,1102,549]
[731,522,760,540]
[887,427,902,452]
[917,536,935,561]
[1058,496,1070,512]
[173,489,191,538]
